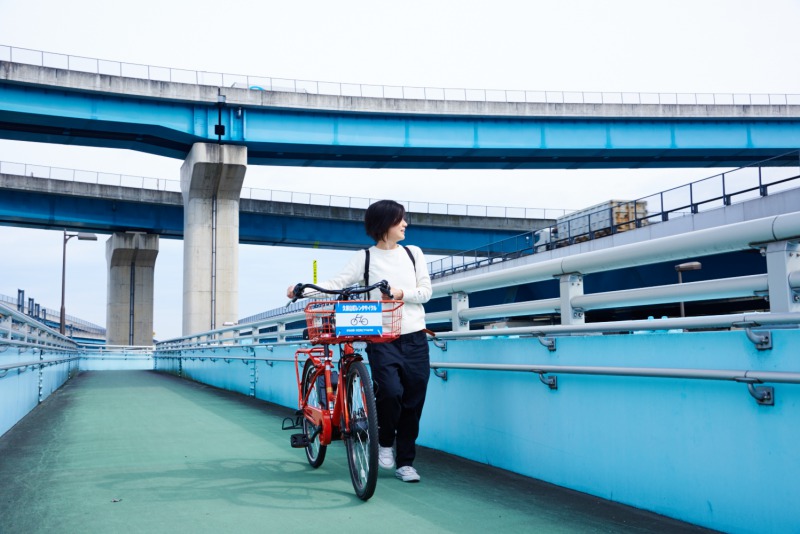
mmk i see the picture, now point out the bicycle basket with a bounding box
[304,299,404,344]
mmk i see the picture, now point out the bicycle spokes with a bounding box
[344,361,379,500]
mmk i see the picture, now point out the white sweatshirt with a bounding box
[314,245,432,334]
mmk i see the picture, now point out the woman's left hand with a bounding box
[389,287,404,300]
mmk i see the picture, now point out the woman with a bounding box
[286,199,432,483]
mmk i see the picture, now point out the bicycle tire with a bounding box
[301,358,327,468]
[343,360,379,501]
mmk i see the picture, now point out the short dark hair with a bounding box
[364,200,405,242]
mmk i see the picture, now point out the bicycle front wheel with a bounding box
[343,360,379,501]
[301,358,327,468]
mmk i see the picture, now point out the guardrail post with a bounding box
[451,292,470,331]
[765,241,800,313]
[559,273,585,325]
[277,322,286,343]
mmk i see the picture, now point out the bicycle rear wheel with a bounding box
[343,360,379,501]
[301,358,327,468]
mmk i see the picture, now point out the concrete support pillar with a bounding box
[559,273,585,325]
[765,240,800,313]
[106,233,159,346]
[181,143,247,336]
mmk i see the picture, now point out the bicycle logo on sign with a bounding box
[350,314,369,326]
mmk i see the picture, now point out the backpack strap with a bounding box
[364,248,370,287]
[363,245,416,289]
[403,245,416,270]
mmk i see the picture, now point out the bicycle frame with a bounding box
[294,342,362,446]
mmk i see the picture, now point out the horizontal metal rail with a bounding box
[430,312,800,340]
[0,303,79,350]
[3,44,799,106]
[0,293,104,335]
[429,155,800,279]
[427,362,800,385]
[432,211,800,297]
[154,311,800,353]
[157,212,800,350]
[0,355,77,377]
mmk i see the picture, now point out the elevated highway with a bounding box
[2,56,800,169]
[0,172,547,254]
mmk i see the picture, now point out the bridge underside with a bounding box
[0,184,539,254]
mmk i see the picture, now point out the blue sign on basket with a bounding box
[334,302,383,337]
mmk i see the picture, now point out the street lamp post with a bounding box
[60,230,98,335]
[675,261,702,318]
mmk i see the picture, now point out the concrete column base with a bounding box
[181,143,247,336]
[106,232,159,346]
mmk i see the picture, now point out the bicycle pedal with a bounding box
[290,433,310,448]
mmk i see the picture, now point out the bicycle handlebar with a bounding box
[290,280,394,303]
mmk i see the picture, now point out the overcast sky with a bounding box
[1,0,799,340]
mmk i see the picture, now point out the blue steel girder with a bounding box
[1,74,800,169]
[0,187,522,254]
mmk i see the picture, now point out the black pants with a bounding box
[366,329,430,468]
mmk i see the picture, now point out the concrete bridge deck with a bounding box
[0,370,713,533]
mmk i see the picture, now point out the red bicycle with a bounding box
[283,280,403,500]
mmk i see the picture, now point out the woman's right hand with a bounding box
[286,284,297,299]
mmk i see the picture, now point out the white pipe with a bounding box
[432,211,800,298]
[431,311,800,339]
[572,274,768,311]
[459,298,560,321]
[790,270,800,289]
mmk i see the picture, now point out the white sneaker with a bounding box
[378,446,395,470]
[395,465,420,482]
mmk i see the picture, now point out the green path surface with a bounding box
[0,371,714,533]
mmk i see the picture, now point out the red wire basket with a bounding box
[304,299,404,344]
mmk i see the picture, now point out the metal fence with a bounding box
[3,44,799,106]
[428,151,800,278]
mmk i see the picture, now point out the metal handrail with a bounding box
[428,151,800,278]
[427,362,800,388]
[429,312,800,340]
[0,160,568,220]
[155,309,800,353]
[0,355,78,373]
[236,209,800,336]
[0,293,105,335]
[0,302,78,350]
[3,44,799,107]
[432,211,800,298]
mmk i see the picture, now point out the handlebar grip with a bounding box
[291,283,304,302]
[377,280,394,299]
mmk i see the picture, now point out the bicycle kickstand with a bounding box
[281,410,303,431]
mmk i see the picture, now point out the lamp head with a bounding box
[675,261,702,272]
